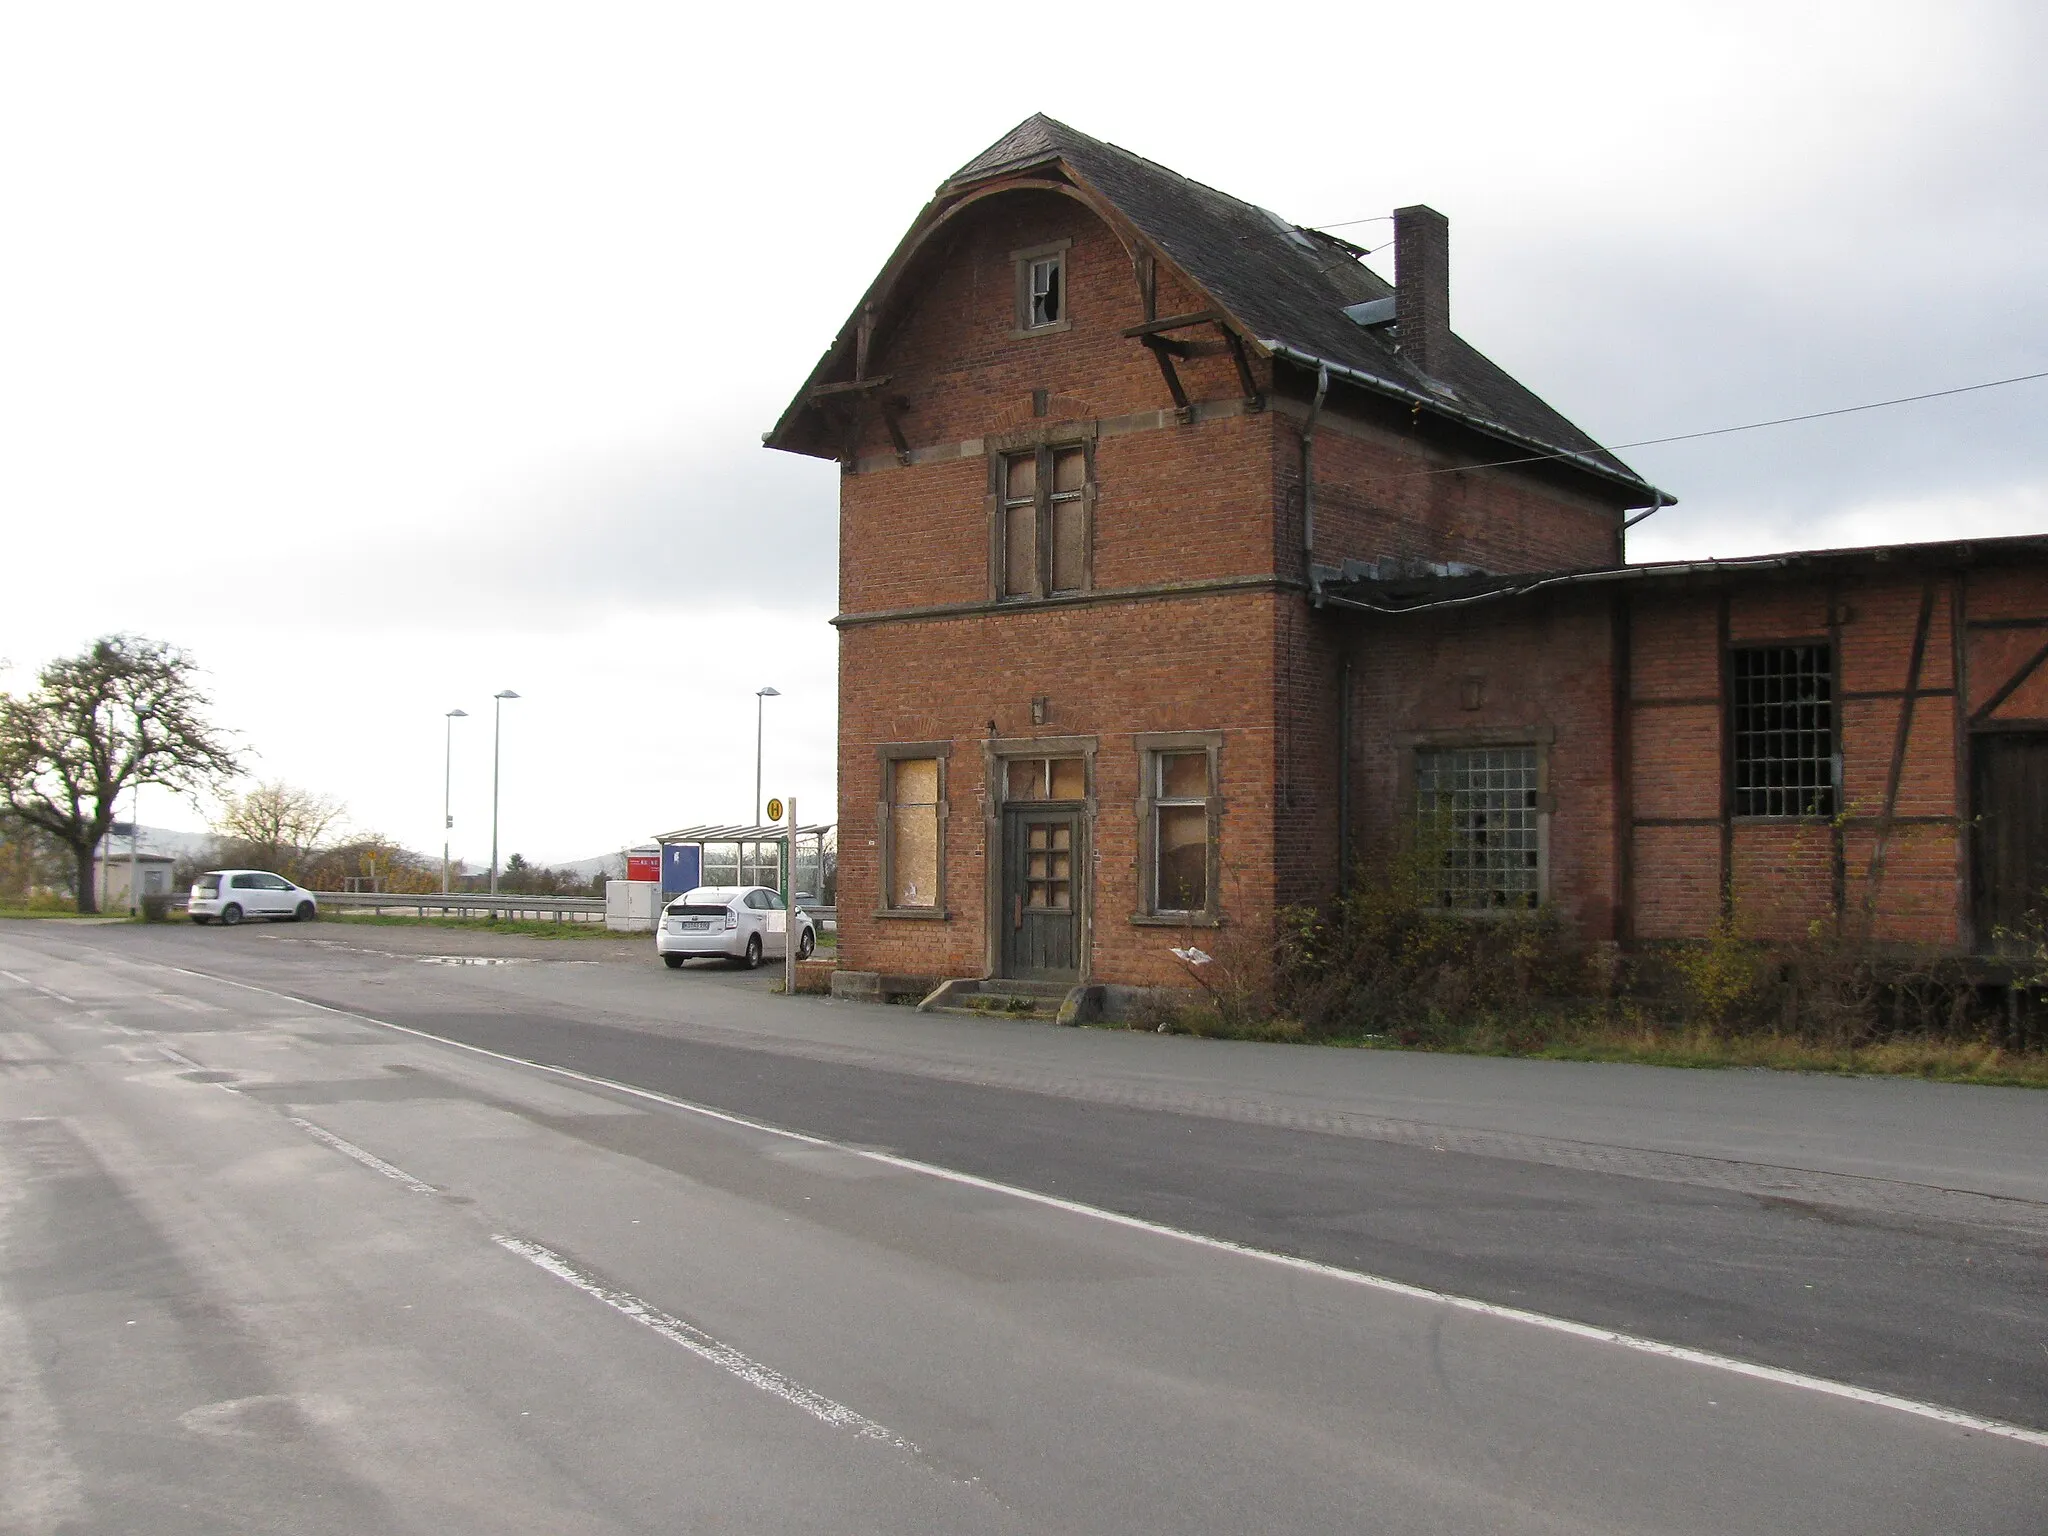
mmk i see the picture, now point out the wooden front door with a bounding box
[1973,732,2048,951]
[1001,807,1080,980]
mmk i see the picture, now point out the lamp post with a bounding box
[442,708,468,893]
[490,690,519,896]
[754,686,780,824]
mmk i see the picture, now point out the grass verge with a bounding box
[1132,1006,2048,1086]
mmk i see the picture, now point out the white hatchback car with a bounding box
[189,870,319,925]
[657,885,815,969]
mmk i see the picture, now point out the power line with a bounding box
[1309,215,1394,231]
[1411,367,2048,478]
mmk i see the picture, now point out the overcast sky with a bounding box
[4,1,2043,864]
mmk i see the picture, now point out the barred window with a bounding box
[1732,645,1835,817]
[1415,746,1541,909]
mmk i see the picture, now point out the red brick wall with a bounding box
[1345,591,1622,937]
[836,590,1281,989]
[1273,401,1624,581]
[854,190,1241,460]
[1338,569,2026,953]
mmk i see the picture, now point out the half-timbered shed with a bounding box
[766,115,2048,1001]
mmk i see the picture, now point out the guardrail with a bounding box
[314,892,607,923]
[309,892,838,932]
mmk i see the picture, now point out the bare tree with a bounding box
[0,636,239,912]
[212,781,344,880]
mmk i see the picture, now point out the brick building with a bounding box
[766,115,2048,1001]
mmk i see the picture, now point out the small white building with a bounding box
[91,852,178,909]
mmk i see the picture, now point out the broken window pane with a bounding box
[1049,758,1086,799]
[1159,751,1208,800]
[1155,805,1208,912]
[1415,745,1539,909]
[1732,646,1835,817]
[1029,257,1062,326]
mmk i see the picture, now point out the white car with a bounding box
[189,870,319,925]
[657,885,815,969]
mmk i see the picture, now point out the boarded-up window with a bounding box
[996,444,1090,600]
[1002,454,1037,599]
[1732,645,1836,817]
[1050,448,1086,593]
[1006,756,1087,802]
[1153,751,1210,913]
[888,757,940,909]
[1415,746,1540,909]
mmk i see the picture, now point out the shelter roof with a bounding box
[652,823,833,843]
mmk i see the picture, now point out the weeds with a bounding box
[1120,833,2046,1085]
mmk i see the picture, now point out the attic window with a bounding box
[1012,241,1071,335]
[1031,258,1061,324]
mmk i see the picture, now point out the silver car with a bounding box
[189,870,319,925]
[657,885,815,969]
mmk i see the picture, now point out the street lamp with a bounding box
[490,690,520,896]
[442,708,468,893]
[755,686,780,824]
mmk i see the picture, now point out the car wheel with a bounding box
[741,933,762,969]
[797,926,815,960]
[663,954,686,969]
[220,903,244,927]
[295,902,316,922]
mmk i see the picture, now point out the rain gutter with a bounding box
[1319,555,1796,617]
[1260,341,1673,507]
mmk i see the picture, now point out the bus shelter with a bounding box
[651,823,833,908]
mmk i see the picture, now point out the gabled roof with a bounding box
[768,114,1661,502]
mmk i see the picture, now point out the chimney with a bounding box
[1393,204,1450,375]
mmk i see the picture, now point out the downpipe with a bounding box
[1302,362,1329,601]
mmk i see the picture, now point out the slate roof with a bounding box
[772,115,1660,500]
[950,117,1655,497]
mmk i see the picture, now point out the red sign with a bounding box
[626,850,660,882]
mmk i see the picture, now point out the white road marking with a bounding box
[492,1235,915,1448]
[0,970,75,1006]
[286,1117,441,1196]
[153,960,2048,1451]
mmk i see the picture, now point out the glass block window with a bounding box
[1732,645,1836,817]
[1415,745,1541,909]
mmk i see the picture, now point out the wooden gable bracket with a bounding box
[879,396,913,466]
[1219,324,1265,412]
[1120,310,1263,419]
[1139,335,1194,423]
[808,376,895,472]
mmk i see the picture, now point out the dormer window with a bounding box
[1012,241,1071,335]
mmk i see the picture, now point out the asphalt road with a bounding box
[2,917,2044,1534]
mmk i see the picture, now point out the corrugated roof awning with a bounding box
[651,823,834,843]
